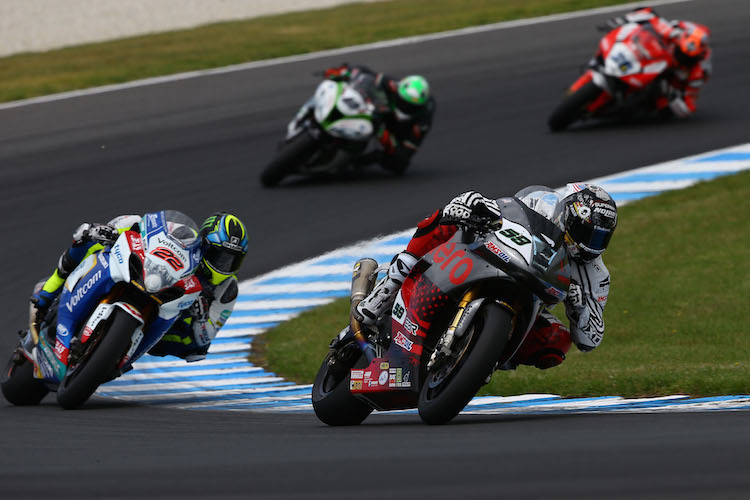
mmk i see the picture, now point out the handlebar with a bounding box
[440,215,502,235]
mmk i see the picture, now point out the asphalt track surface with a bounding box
[2,0,749,497]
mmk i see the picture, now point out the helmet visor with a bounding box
[567,217,613,255]
[204,244,245,274]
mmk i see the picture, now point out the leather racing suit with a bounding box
[359,186,611,370]
[609,7,711,117]
[31,215,238,383]
[323,63,436,173]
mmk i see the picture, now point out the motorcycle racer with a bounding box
[605,7,711,118]
[322,63,436,173]
[30,212,249,382]
[356,184,617,370]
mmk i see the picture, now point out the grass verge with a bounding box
[1,0,638,103]
[255,171,750,397]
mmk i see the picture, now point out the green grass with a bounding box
[0,0,637,103]
[255,171,750,397]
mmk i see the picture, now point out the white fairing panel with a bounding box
[326,118,373,140]
[336,85,369,116]
[159,288,202,320]
[604,42,641,77]
[313,80,339,124]
[108,233,132,284]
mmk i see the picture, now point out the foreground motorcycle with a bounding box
[312,198,571,425]
[1,211,203,409]
[260,72,390,187]
[548,22,673,131]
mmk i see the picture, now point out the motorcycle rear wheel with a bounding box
[548,81,603,132]
[260,130,319,187]
[1,351,49,405]
[56,309,140,410]
[312,342,373,426]
[418,303,511,425]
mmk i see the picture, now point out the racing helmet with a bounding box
[560,186,617,263]
[673,24,709,66]
[199,212,249,285]
[394,75,430,117]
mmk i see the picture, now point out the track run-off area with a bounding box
[2,0,750,497]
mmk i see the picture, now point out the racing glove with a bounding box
[443,191,502,221]
[72,223,118,245]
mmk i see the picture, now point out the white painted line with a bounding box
[0,0,692,112]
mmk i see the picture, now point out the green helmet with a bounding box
[395,75,430,116]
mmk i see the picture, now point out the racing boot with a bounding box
[355,252,418,325]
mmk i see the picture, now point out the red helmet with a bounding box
[673,25,709,66]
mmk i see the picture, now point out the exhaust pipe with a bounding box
[349,258,378,362]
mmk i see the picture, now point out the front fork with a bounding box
[427,286,483,370]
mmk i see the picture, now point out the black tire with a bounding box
[260,131,319,187]
[548,81,604,132]
[1,352,50,406]
[56,309,140,410]
[418,303,511,425]
[312,344,373,426]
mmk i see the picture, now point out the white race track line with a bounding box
[0,0,692,111]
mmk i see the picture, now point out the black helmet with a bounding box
[199,212,249,285]
[561,185,617,262]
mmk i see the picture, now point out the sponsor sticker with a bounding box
[379,362,389,370]
[378,371,388,386]
[56,323,70,338]
[351,370,364,379]
[394,332,414,352]
[404,317,419,336]
[350,380,363,390]
[485,241,511,263]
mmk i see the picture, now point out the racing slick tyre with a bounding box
[312,342,373,426]
[1,352,50,405]
[548,81,603,132]
[260,130,319,187]
[56,309,140,410]
[418,303,511,425]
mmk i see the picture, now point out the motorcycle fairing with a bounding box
[55,251,116,365]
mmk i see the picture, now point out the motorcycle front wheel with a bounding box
[260,130,319,187]
[56,309,140,410]
[547,81,604,132]
[312,341,373,426]
[418,303,511,425]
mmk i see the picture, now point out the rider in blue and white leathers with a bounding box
[29,212,249,383]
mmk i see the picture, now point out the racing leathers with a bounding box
[323,63,436,173]
[606,7,711,117]
[30,215,238,383]
[356,185,611,370]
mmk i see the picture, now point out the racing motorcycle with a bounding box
[260,72,390,187]
[1,211,203,409]
[312,198,571,425]
[548,22,674,131]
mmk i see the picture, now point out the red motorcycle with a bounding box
[548,22,674,131]
[312,199,571,425]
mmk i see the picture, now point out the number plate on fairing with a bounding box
[495,220,533,264]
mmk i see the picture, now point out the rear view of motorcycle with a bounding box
[548,22,673,131]
[312,198,571,425]
[260,73,389,187]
